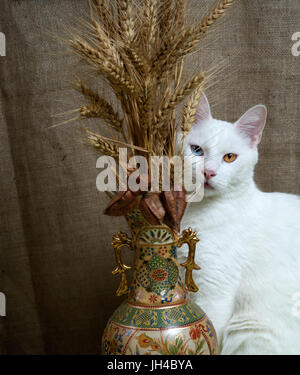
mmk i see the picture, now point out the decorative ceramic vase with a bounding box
[102,209,218,355]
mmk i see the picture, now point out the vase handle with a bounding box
[177,228,200,293]
[111,232,132,296]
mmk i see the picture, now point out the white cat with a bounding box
[179,94,300,355]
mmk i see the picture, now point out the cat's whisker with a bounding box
[179,91,300,355]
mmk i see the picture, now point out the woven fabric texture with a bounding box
[0,0,299,354]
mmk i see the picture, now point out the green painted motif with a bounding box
[103,208,219,355]
[136,254,179,296]
[111,301,206,329]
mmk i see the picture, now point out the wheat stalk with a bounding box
[84,128,148,154]
[181,86,205,134]
[159,0,173,39]
[85,130,120,157]
[70,39,137,96]
[142,0,158,55]
[65,0,235,164]
[75,80,123,133]
[154,73,205,131]
[174,0,186,34]
[91,20,123,67]
[132,49,148,74]
[153,0,233,83]
[182,0,234,56]
[180,83,205,155]
[79,103,123,131]
[91,0,116,38]
[118,0,135,43]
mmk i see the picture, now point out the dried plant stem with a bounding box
[154,73,205,131]
[70,39,137,96]
[126,46,147,73]
[85,130,120,157]
[143,0,158,55]
[118,0,135,43]
[159,0,173,39]
[168,57,184,154]
[182,0,234,56]
[180,83,205,155]
[84,129,148,154]
[153,0,233,83]
[91,20,123,67]
[174,0,186,34]
[91,0,116,38]
[181,84,205,133]
[76,79,123,131]
[66,0,236,163]
[80,103,121,127]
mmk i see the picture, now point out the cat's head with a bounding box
[183,94,267,199]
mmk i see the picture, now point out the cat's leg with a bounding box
[221,318,281,355]
[220,283,284,355]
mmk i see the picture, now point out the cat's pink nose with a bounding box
[204,169,216,180]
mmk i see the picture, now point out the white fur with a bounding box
[179,95,300,354]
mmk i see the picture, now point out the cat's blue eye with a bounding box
[190,145,204,156]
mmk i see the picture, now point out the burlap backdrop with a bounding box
[0,0,299,354]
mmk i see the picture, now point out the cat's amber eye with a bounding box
[223,153,238,163]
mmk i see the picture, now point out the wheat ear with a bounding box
[153,0,234,82]
[75,79,124,132]
[182,0,234,55]
[180,84,205,155]
[84,129,120,157]
[154,73,205,131]
[84,128,149,154]
[118,0,135,43]
[70,39,137,96]
[142,0,158,55]
[91,19,123,67]
[91,0,116,38]
[159,0,173,39]
[174,0,186,34]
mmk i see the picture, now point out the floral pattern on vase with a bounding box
[102,209,218,355]
[102,314,218,355]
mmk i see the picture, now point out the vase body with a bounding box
[102,209,218,355]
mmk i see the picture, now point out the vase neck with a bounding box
[125,210,189,307]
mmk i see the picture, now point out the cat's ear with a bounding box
[195,93,212,124]
[235,105,267,147]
